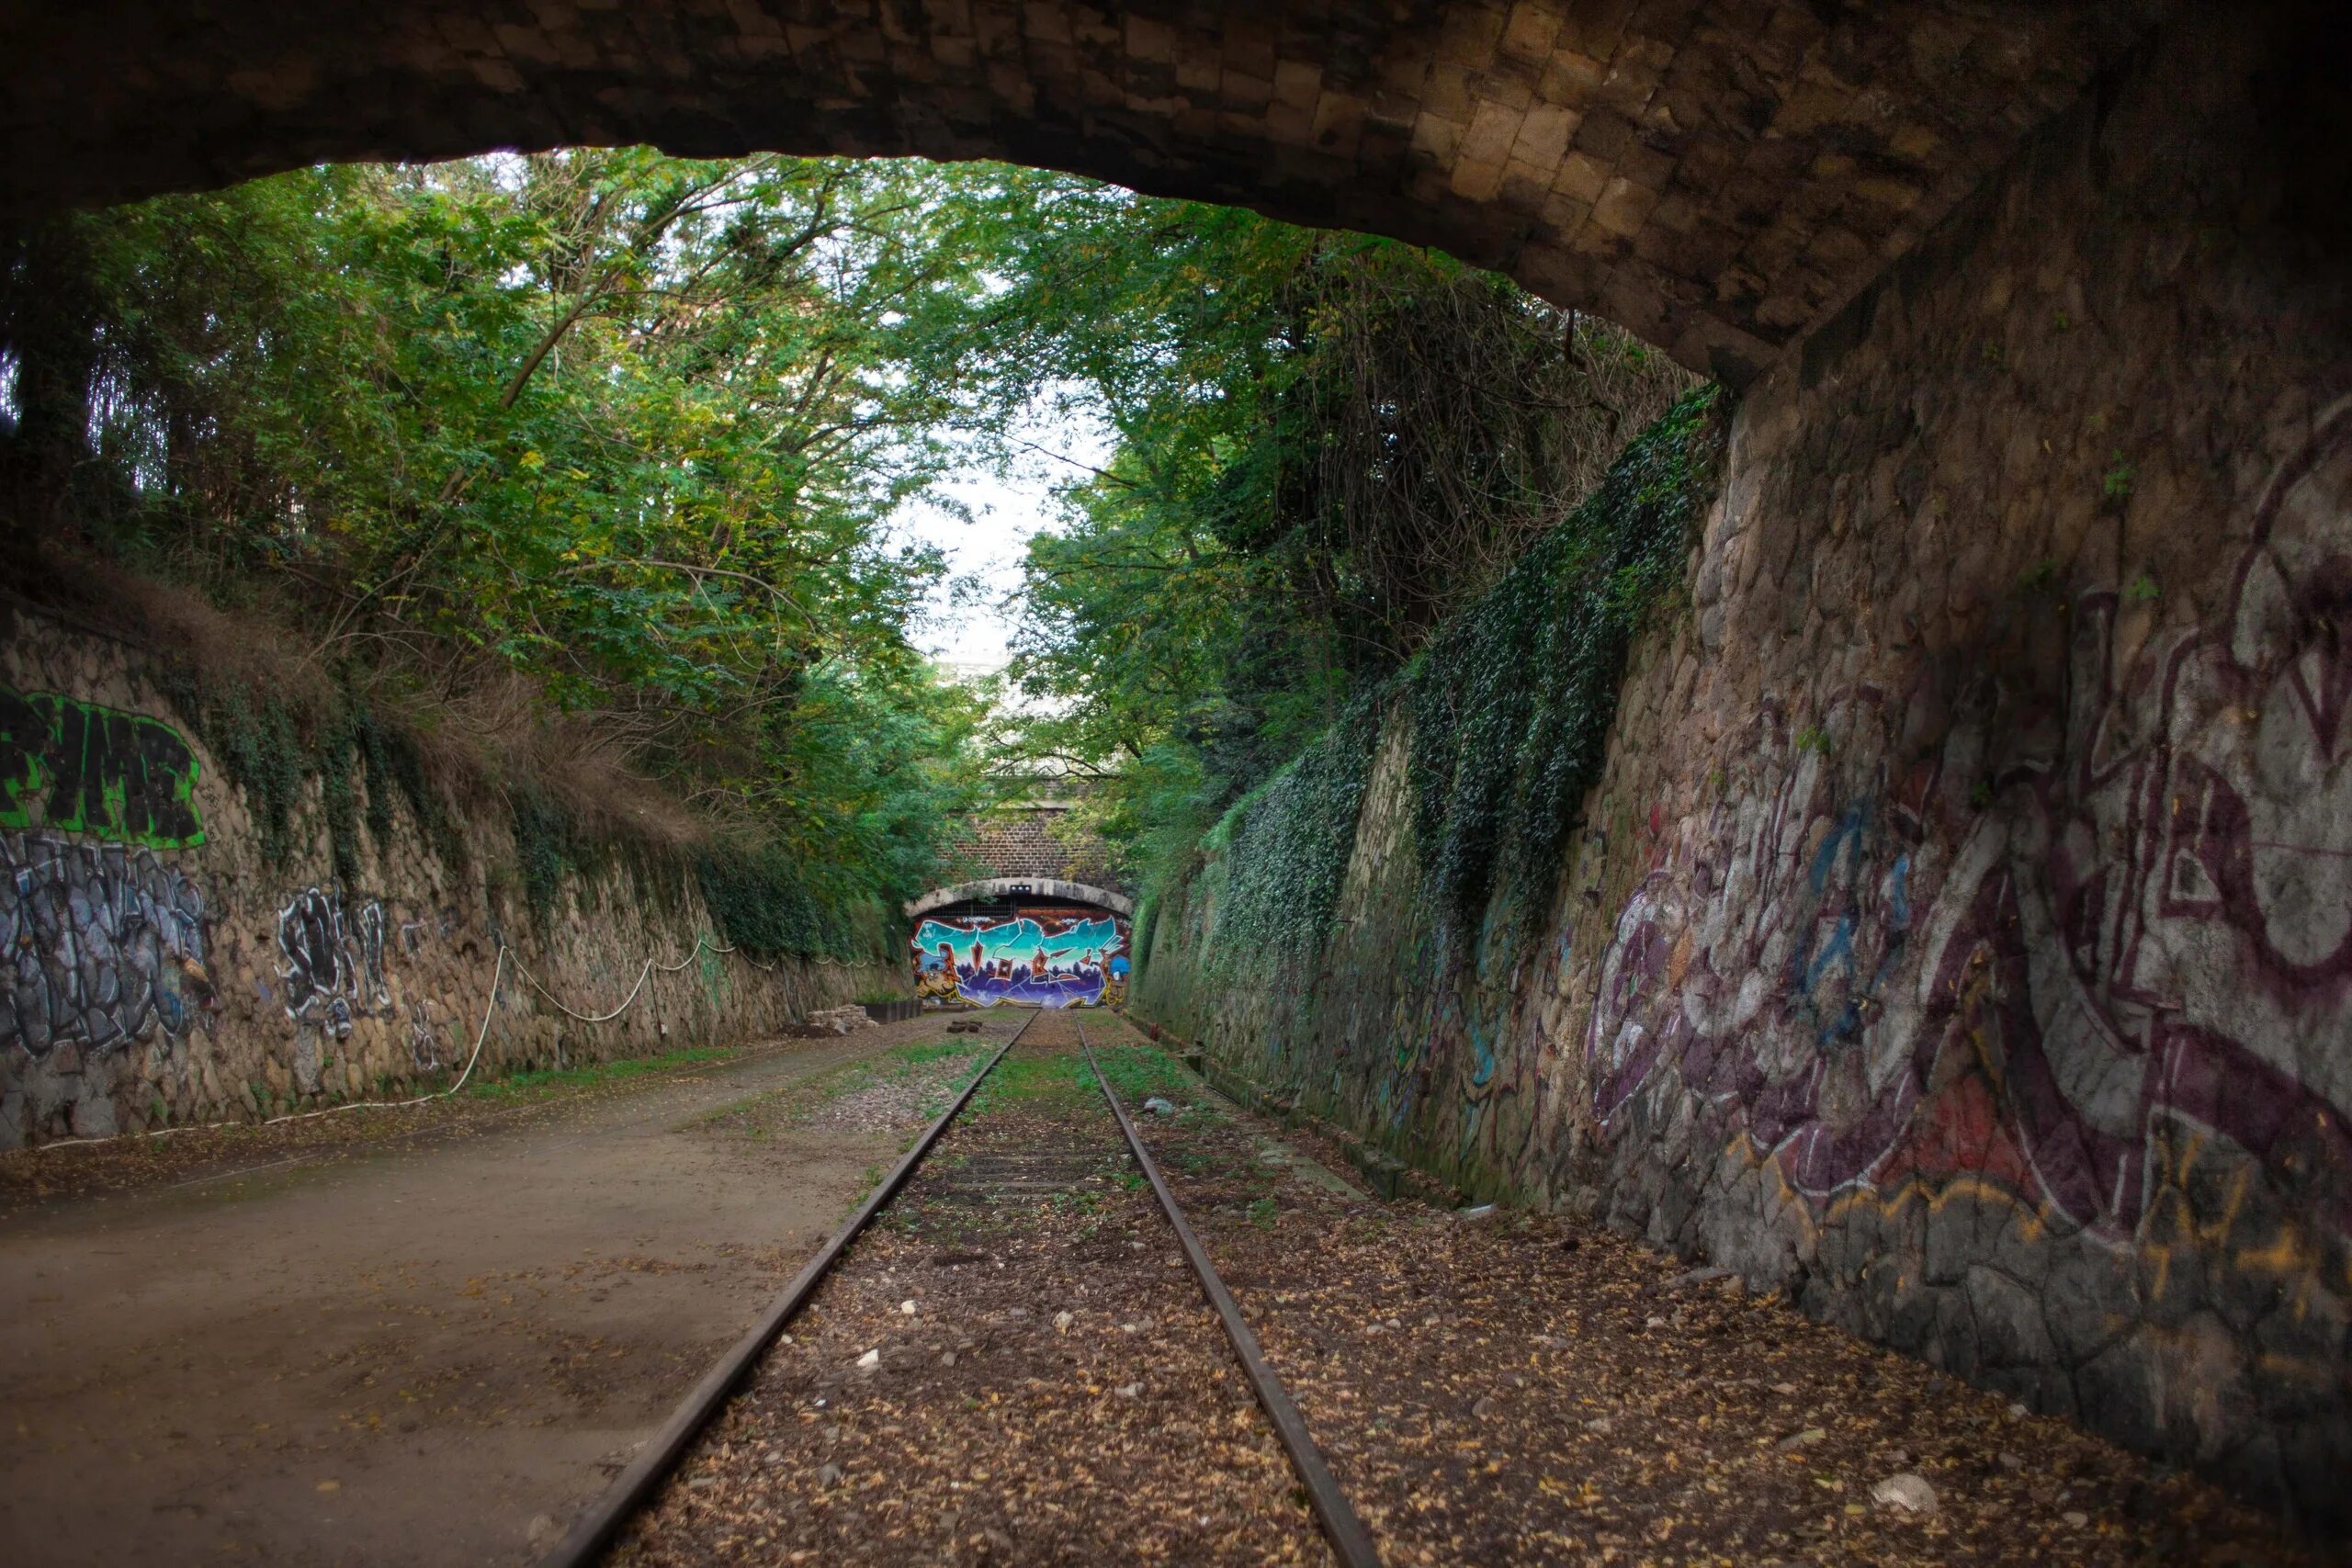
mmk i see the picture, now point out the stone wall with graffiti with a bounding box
[0,612,903,1149]
[912,907,1128,1009]
[1131,14,2349,1526]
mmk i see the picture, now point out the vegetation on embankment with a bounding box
[1127,387,1727,1193]
[1149,385,1721,983]
[988,210,1698,920]
[1,151,1053,940]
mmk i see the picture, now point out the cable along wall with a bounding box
[0,615,902,1149]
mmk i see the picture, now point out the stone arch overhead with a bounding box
[2,1,2153,383]
[907,877,1136,919]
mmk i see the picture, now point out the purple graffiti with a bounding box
[1589,400,2352,1242]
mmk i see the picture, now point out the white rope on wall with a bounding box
[27,930,881,1153]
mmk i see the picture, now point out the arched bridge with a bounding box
[3,1,2149,386]
[906,783,1134,1010]
[907,878,1134,919]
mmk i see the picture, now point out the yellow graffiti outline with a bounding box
[1730,1118,2352,1307]
[1728,1127,2059,1247]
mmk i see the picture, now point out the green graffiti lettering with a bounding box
[0,685,204,849]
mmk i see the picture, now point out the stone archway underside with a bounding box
[907,877,1135,919]
[3,1,2153,382]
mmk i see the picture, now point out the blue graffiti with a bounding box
[1785,808,1916,1046]
[1469,1020,1498,1089]
[1807,803,1869,893]
[914,914,1119,965]
[913,913,1125,1008]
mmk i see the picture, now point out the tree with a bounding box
[956,197,1693,892]
[0,150,1042,916]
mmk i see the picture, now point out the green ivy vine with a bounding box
[695,843,875,963]
[1170,386,1722,982]
[1404,384,1721,951]
[1200,689,1385,972]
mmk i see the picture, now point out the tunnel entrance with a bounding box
[909,889,1133,1009]
[905,775,1134,1009]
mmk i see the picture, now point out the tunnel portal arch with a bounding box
[3,1,2148,385]
[905,781,1134,1009]
[906,877,1134,920]
[907,882,1135,1010]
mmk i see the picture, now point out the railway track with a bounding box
[536,1006,1380,1568]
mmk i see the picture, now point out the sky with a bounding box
[893,403,1114,677]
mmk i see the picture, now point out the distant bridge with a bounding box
[904,780,1132,1010]
[905,778,1127,912]
[906,878,1132,919]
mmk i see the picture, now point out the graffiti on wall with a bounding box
[1,687,204,849]
[1585,402,2352,1254]
[406,999,442,1069]
[277,886,391,1040]
[276,886,394,1089]
[912,910,1129,1008]
[1,831,212,1059]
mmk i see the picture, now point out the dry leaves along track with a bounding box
[611,1008,1337,1565]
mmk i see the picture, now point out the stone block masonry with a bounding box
[0,0,2154,386]
[950,797,1124,890]
[0,612,902,1149]
[1136,4,2352,1530]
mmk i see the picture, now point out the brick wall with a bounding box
[951,805,1122,888]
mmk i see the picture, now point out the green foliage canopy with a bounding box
[3,150,1702,963]
[0,152,1108,932]
[967,197,1694,908]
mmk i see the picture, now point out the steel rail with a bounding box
[1078,1019,1385,1568]
[534,1011,1033,1568]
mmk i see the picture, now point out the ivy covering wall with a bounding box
[695,845,896,964]
[1131,387,1723,1190]
[1404,387,1719,953]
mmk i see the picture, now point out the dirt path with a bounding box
[0,1014,1028,1567]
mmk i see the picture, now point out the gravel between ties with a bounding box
[613,1009,1333,1566]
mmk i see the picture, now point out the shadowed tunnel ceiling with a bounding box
[1,1,2155,380]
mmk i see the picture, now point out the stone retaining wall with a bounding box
[1136,6,2350,1526]
[1,609,900,1148]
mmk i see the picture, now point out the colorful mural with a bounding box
[911,908,1129,1009]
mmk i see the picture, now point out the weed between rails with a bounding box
[965,1039,1209,1120]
